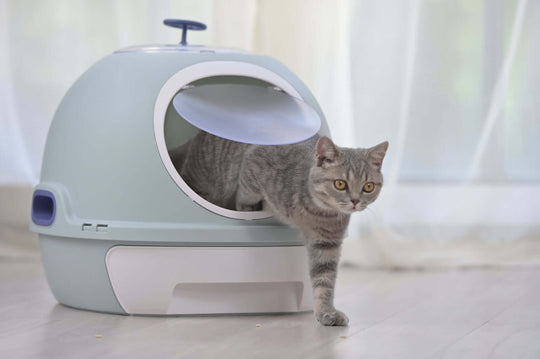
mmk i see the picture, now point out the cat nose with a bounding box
[351,199,359,206]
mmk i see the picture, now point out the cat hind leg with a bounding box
[235,179,264,212]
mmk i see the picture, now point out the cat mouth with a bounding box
[340,204,366,213]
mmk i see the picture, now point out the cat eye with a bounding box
[334,180,347,191]
[363,182,375,193]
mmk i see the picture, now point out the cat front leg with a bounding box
[304,233,349,326]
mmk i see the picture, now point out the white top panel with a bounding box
[115,45,246,54]
[172,84,321,145]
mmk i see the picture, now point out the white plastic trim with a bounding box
[154,61,302,220]
[106,245,313,315]
[115,44,247,54]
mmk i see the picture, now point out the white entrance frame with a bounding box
[154,61,303,220]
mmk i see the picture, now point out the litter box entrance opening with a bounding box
[155,62,315,220]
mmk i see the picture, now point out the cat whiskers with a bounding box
[363,206,379,221]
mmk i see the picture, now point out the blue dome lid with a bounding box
[172,84,321,145]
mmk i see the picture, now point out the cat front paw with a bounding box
[316,309,349,326]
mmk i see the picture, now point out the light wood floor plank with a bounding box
[1,261,539,358]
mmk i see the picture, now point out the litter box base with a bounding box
[39,235,313,315]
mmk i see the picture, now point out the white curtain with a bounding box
[1,0,539,266]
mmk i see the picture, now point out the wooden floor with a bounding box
[1,260,540,359]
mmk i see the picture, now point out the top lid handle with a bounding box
[163,19,207,46]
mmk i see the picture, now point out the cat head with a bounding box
[309,136,388,214]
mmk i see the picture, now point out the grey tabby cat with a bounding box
[169,131,388,326]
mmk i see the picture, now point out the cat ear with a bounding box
[367,141,389,170]
[316,136,339,166]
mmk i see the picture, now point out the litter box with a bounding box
[29,19,331,315]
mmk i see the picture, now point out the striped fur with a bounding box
[170,132,388,326]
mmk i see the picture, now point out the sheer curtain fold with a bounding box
[342,0,540,267]
[1,0,539,265]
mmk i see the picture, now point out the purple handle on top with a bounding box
[163,19,207,46]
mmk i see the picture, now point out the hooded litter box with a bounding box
[30,19,331,315]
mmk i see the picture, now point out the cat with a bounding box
[169,131,388,326]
